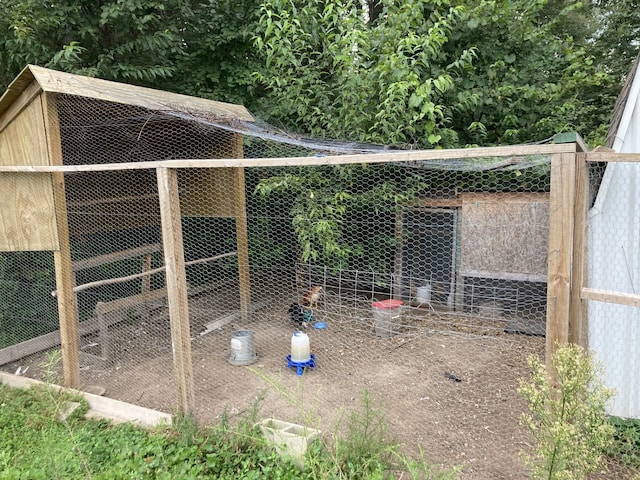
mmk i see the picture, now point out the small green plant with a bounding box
[518,343,615,479]
[607,416,640,469]
[40,348,63,385]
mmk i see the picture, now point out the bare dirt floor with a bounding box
[3,298,635,479]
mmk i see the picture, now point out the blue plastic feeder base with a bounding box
[286,354,316,376]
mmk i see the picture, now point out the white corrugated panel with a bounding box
[588,67,640,419]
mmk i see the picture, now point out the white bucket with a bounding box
[416,284,432,304]
[291,332,311,363]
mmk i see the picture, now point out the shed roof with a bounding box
[605,51,640,150]
[0,65,254,123]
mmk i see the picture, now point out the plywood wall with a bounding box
[459,192,549,277]
[0,94,58,251]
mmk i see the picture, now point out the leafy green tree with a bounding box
[254,0,478,148]
[168,0,264,106]
[444,0,622,146]
[0,0,192,89]
[591,0,640,82]
[254,0,635,148]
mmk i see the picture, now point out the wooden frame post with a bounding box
[157,167,194,414]
[42,93,81,388]
[234,166,251,321]
[546,150,577,376]
[232,134,251,321]
[569,152,589,348]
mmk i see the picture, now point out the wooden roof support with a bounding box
[42,93,81,388]
[157,166,194,415]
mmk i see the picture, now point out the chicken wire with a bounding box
[0,91,635,478]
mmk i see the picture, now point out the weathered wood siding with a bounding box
[459,192,549,277]
[0,95,58,251]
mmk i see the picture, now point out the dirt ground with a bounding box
[3,300,633,479]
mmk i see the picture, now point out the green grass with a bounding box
[0,382,459,479]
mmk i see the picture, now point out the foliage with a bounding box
[0,0,263,103]
[0,252,58,348]
[0,379,458,479]
[167,0,265,107]
[254,164,427,269]
[607,416,640,469]
[0,0,191,89]
[254,0,476,148]
[518,343,615,479]
[254,0,636,148]
[444,0,622,147]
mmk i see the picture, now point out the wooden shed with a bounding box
[0,65,254,400]
[401,189,549,329]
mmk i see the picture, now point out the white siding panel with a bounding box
[588,67,640,419]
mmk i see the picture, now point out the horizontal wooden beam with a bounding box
[72,244,162,271]
[0,371,172,427]
[56,251,237,296]
[460,269,547,283]
[0,143,577,173]
[585,152,640,163]
[581,287,640,308]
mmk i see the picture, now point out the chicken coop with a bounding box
[0,65,255,408]
[3,64,636,477]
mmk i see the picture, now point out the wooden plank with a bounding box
[0,94,59,251]
[156,166,194,414]
[460,270,547,283]
[585,152,640,163]
[65,170,160,236]
[545,152,576,376]
[27,65,254,122]
[95,288,168,315]
[0,143,577,173]
[393,210,404,298]
[0,288,168,366]
[72,244,162,271]
[0,371,172,427]
[233,133,251,322]
[569,153,589,347]
[57,251,237,295]
[0,317,104,366]
[0,79,42,134]
[459,192,550,278]
[180,168,235,217]
[43,93,80,388]
[581,288,640,308]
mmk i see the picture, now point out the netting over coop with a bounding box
[0,64,254,251]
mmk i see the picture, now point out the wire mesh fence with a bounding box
[0,86,638,478]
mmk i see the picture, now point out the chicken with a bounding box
[301,286,323,309]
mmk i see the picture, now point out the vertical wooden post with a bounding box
[141,253,152,322]
[569,152,589,348]
[233,134,251,321]
[42,93,80,387]
[546,151,577,375]
[157,167,194,414]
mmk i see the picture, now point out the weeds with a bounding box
[518,343,615,479]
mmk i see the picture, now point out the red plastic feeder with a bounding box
[372,299,403,337]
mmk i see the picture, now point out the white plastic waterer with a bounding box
[290,331,311,363]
